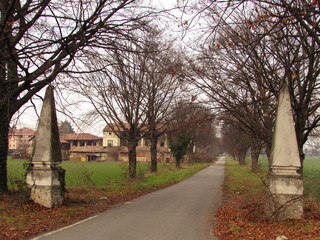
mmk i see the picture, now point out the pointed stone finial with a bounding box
[270,81,301,175]
[32,85,62,166]
[26,85,65,208]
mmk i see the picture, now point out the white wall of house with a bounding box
[103,129,169,148]
[103,131,121,147]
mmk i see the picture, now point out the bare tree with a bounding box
[189,5,320,173]
[183,1,320,49]
[73,41,150,178]
[67,27,183,176]
[0,0,154,192]
[67,30,181,177]
[188,118,218,163]
[142,35,182,172]
[220,118,251,165]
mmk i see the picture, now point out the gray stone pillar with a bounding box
[265,82,303,221]
[26,86,65,208]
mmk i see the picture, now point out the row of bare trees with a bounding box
[186,0,320,172]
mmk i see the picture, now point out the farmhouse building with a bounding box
[102,123,173,163]
[8,127,35,150]
[8,127,35,158]
[60,133,103,161]
[103,123,168,148]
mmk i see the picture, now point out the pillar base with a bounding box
[265,174,303,222]
[26,167,65,208]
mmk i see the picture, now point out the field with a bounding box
[7,159,179,189]
[303,157,320,203]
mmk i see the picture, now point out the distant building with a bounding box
[102,123,173,163]
[103,123,168,148]
[7,125,175,163]
[8,128,35,158]
[8,127,35,150]
[60,133,103,161]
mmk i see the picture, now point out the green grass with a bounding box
[224,159,266,197]
[61,161,128,187]
[240,156,320,203]
[7,158,209,190]
[7,157,27,189]
[143,164,208,186]
[303,157,320,202]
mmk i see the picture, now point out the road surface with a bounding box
[32,157,225,240]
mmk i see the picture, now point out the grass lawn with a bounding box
[303,157,320,203]
[257,156,320,203]
[7,158,179,189]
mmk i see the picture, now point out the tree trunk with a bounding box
[127,141,137,178]
[297,143,305,175]
[238,151,246,165]
[188,141,194,164]
[150,136,158,172]
[0,109,10,193]
[251,146,261,173]
[265,144,272,170]
[176,157,181,168]
[251,139,262,172]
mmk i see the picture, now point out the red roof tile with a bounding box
[103,123,166,133]
[103,123,133,132]
[61,133,102,141]
[10,128,35,136]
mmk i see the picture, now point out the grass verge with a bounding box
[214,158,320,240]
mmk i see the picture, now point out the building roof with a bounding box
[61,133,102,141]
[103,123,166,133]
[103,123,134,132]
[10,127,35,136]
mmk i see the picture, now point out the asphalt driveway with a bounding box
[32,157,225,240]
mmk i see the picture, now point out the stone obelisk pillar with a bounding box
[265,82,303,221]
[26,85,65,208]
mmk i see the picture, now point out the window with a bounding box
[107,140,113,147]
[160,142,164,147]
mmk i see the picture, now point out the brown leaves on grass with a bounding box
[213,179,320,240]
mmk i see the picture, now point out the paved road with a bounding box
[32,157,225,240]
